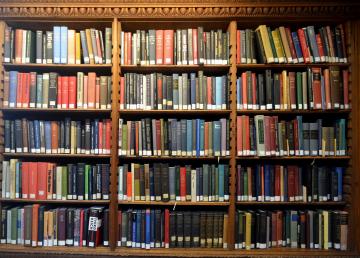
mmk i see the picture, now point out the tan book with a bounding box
[70,121,76,154]
[85,29,94,64]
[76,72,84,108]
[3,71,9,107]
[279,26,293,63]
[99,76,108,109]
[256,25,274,63]
[245,212,252,250]
[223,214,228,248]
[75,32,81,64]
[67,29,75,64]
[340,211,348,250]
[271,29,286,63]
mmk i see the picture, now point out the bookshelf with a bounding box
[0,0,359,257]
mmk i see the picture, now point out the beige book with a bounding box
[67,29,76,64]
[75,32,81,64]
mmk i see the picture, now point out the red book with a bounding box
[120,77,125,109]
[180,167,186,201]
[251,73,257,108]
[32,204,40,246]
[316,34,325,62]
[83,75,88,108]
[236,30,241,64]
[14,29,23,63]
[95,77,100,109]
[293,166,299,199]
[324,69,331,109]
[285,27,298,62]
[157,76,163,109]
[98,121,103,153]
[289,72,296,109]
[57,76,62,108]
[311,68,322,109]
[269,117,276,154]
[271,212,277,246]
[241,73,247,109]
[22,73,30,107]
[37,162,47,200]
[51,121,59,153]
[237,116,242,155]
[61,76,69,109]
[68,76,77,109]
[192,29,198,65]
[297,29,310,63]
[127,32,132,65]
[264,116,271,155]
[105,119,111,154]
[343,70,349,109]
[156,30,164,65]
[22,162,29,199]
[87,72,96,108]
[29,162,38,199]
[260,166,265,199]
[164,209,170,248]
[46,163,54,199]
[207,77,212,108]
[16,73,23,107]
[127,171,132,200]
[80,209,84,246]
[156,120,161,155]
[163,30,174,65]
[277,211,283,244]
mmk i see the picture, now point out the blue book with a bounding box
[150,167,155,200]
[199,120,205,155]
[296,116,303,155]
[190,73,196,109]
[33,120,40,152]
[94,119,99,153]
[186,120,192,156]
[136,211,141,247]
[213,121,221,156]
[9,71,18,108]
[60,26,68,64]
[196,119,200,157]
[291,32,304,63]
[53,26,61,64]
[236,78,242,109]
[173,74,179,109]
[36,74,43,108]
[264,165,270,201]
[336,167,343,201]
[132,211,137,247]
[145,209,151,249]
[44,121,52,153]
[218,164,224,201]
[306,26,321,63]
[150,210,155,247]
[16,162,20,198]
[215,76,222,109]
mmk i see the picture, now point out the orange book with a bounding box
[83,75,88,108]
[47,163,54,199]
[57,76,62,108]
[32,204,40,246]
[241,73,247,109]
[237,116,243,155]
[14,29,23,63]
[16,73,23,107]
[87,72,96,108]
[207,77,212,108]
[61,76,69,108]
[157,76,163,109]
[245,116,250,155]
[22,73,30,108]
[119,77,125,109]
[163,30,174,65]
[343,70,349,109]
[37,162,47,200]
[98,121,103,153]
[127,32,132,65]
[192,28,198,65]
[312,68,322,109]
[180,167,186,201]
[204,122,209,156]
[95,77,100,109]
[68,76,77,109]
[51,121,58,153]
[67,29,76,64]
[29,162,38,199]
[127,171,132,201]
[260,166,265,199]
[156,30,164,64]
[22,162,29,199]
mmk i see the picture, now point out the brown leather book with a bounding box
[31,204,40,246]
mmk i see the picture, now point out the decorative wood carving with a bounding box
[0,0,359,19]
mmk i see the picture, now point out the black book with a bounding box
[191,211,200,248]
[155,209,162,247]
[4,120,11,152]
[77,163,85,200]
[200,212,206,247]
[66,208,75,246]
[38,206,45,246]
[35,30,43,63]
[14,119,23,152]
[254,29,266,64]
[140,209,146,247]
[169,211,176,248]
[154,163,161,201]
[96,164,102,199]
[265,70,273,109]
[64,118,71,153]
[85,119,91,153]
[176,212,184,247]
[161,163,169,201]
[76,121,82,153]
[205,212,213,248]
[102,164,110,200]
[183,211,192,248]
[3,26,11,63]
[127,210,133,246]
[67,164,74,199]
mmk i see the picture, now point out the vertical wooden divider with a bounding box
[109,17,120,250]
[227,20,237,250]
[0,21,5,209]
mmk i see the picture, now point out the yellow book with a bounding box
[10,159,18,199]
[271,29,285,63]
[282,70,288,110]
[223,214,228,248]
[256,25,274,63]
[75,32,81,64]
[43,211,48,246]
[279,26,293,63]
[245,212,252,250]
[67,29,75,64]
[85,29,94,64]
[323,211,329,249]
[48,211,54,245]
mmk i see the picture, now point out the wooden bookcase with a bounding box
[0,1,359,257]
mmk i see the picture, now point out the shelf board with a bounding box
[236,63,350,69]
[3,153,111,158]
[1,107,111,114]
[119,109,231,116]
[118,201,229,206]
[236,156,351,160]
[236,201,347,206]
[0,198,110,205]
[119,156,231,161]
[3,63,112,71]
[120,64,230,73]
[236,109,351,115]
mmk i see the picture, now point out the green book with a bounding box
[85,165,90,200]
[61,166,67,200]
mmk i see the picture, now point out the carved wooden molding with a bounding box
[0,1,359,19]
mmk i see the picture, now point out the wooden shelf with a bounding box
[0,198,110,205]
[119,156,231,161]
[1,107,111,114]
[118,201,229,206]
[236,156,351,160]
[236,109,351,115]
[3,153,111,158]
[236,201,347,206]
[3,63,112,71]
[120,64,230,73]
[236,63,350,69]
[119,110,231,116]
